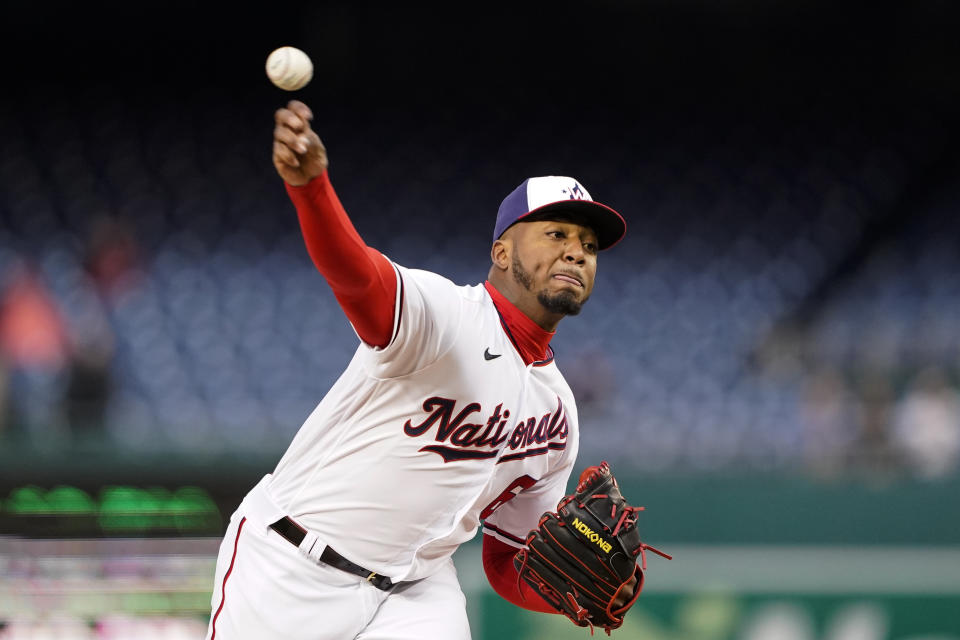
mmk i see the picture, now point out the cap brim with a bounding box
[514,200,626,250]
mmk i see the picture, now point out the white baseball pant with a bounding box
[204,475,472,640]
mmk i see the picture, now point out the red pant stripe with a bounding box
[211,517,246,639]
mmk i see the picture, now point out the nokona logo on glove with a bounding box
[571,517,612,554]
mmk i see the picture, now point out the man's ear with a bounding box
[490,239,511,271]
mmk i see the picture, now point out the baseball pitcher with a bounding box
[204,100,667,639]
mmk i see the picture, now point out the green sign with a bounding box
[2,485,222,534]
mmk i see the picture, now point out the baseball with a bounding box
[266,47,313,91]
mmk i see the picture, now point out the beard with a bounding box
[512,254,586,316]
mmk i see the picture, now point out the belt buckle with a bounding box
[366,571,394,590]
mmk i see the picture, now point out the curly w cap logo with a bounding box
[561,183,587,200]
[525,176,594,209]
[571,517,613,554]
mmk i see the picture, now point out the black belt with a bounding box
[269,516,396,591]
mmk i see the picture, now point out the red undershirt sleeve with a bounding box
[482,534,558,614]
[285,172,397,349]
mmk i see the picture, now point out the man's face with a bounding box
[507,219,598,316]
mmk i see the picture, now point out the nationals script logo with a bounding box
[403,396,569,463]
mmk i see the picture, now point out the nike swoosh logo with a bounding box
[484,348,501,361]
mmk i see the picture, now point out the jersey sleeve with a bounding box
[482,534,557,613]
[482,451,577,547]
[358,263,464,379]
[285,173,398,348]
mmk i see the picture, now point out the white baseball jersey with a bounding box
[267,262,579,583]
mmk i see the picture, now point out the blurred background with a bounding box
[1,1,959,638]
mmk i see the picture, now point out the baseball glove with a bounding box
[513,461,670,635]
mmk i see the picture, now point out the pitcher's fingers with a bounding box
[274,125,308,154]
[287,100,313,122]
[302,129,323,153]
[274,107,306,132]
[273,141,300,168]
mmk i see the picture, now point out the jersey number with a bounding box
[480,475,536,519]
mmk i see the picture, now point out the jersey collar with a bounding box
[483,281,555,367]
